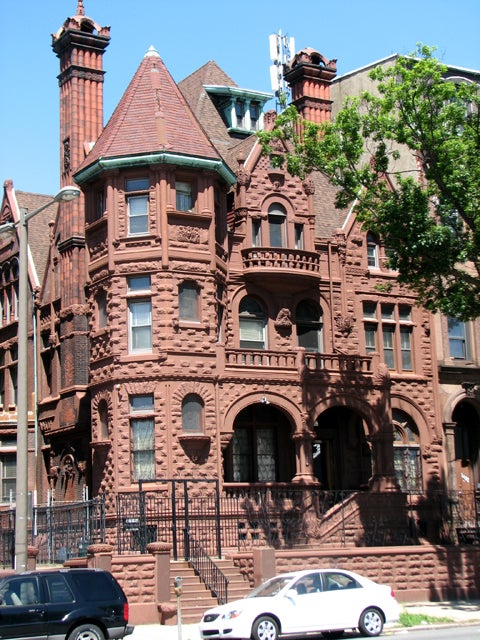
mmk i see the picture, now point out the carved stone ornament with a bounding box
[176,226,200,244]
[236,167,251,187]
[274,308,293,330]
[373,363,391,387]
[334,314,354,336]
[302,178,315,196]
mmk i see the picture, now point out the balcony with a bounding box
[223,348,373,379]
[241,247,321,292]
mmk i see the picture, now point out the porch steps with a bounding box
[168,558,252,625]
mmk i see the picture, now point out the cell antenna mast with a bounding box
[269,30,295,110]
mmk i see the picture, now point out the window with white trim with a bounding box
[176,181,193,212]
[448,317,471,360]
[367,232,379,268]
[296,300,323,352]
[126,178,149,236]
[268,203,286,248]
[363,302,413,372]
[130,394,155,481]
[127,276,152,353]
[239,296,267,349]
[0,436,16,503]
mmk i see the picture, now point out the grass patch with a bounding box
[399,611,454,627]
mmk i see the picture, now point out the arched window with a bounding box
[239,296,267,349]
[182,394,204,434]
[366,232,379,268]
[97,400,109,441]
[393,409,422,492]
[97,290,107,330]
[179,281,201,322]
[268,203,287,248]
[296,300,323,352]
[225,405,294,483]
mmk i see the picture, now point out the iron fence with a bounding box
[0,497,106,568]
[1,487,478,567]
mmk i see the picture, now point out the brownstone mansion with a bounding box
[1,1,480,623]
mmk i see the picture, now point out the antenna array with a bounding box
[269,30,296,108]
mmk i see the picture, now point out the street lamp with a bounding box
[0,185,81,573]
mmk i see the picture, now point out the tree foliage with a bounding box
[258,45,480,320]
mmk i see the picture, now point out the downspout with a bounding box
[327,242,335,352]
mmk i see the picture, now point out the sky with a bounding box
[1,0,480,196]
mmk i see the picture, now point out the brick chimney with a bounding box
[51,1,110,194]
[283,48,337,124]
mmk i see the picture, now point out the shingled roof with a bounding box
[76,47,222,177]
[179,60,259,173]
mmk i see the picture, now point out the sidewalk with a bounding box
[129,600,480,640]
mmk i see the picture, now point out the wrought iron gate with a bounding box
[116,478,221,559]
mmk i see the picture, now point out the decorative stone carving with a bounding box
[176,226,200,244]
[302,178,315,196]
[334,314,354,336]
[373,363,391,387]
[274,308,292,331]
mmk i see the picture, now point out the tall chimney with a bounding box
[284,48,337,124]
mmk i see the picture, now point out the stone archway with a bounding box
[223,402,296,483]
[452,400,480,490]
[313,407,372,490]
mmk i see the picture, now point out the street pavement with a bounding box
[129,600,480,640]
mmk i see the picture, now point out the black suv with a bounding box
[0,568,134,640]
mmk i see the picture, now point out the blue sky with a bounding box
[1,0,479,196]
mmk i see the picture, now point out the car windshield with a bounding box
[246,576,293,598]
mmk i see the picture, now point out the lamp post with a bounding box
[1,185,81,573]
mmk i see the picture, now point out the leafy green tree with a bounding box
[258,45,480,320]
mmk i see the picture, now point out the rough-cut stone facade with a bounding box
[1,5,480,601]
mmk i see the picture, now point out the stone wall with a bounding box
[232,545,480,603]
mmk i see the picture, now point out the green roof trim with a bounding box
[74,151,237,186]
[203,85,273,103]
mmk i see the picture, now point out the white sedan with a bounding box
[199,568,400,639]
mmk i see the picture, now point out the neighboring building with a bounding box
[0,1,479,557]
[331,58,480,500]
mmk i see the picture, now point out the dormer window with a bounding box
[235,101,245,128]
[249,103,260,130]
[203,86,273,135]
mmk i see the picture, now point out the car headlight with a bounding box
[223,609,242,620]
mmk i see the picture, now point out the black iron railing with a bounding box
[1,487,479,567]
[187,535,229,604]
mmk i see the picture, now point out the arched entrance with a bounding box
[223,403,295,482]
[313,407,372,489]
[452,400,480,489]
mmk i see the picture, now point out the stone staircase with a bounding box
[168,557,252,625]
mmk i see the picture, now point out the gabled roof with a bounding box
[75,47,230,183]
[1,181,56,287]
[179,61,240,160]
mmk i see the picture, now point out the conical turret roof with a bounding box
[76,46,222,177]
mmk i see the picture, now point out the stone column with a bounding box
[252,547,276,587]
[147,542,176,624]
[86,543,113,572]
[27,546,39,571]
[444,422,457,494]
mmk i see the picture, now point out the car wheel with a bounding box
[358,607,384,637]
[252,615,279,640]
[321,632,344,639]
[68,624,105,640]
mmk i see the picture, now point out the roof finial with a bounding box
[76,1,85,16]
